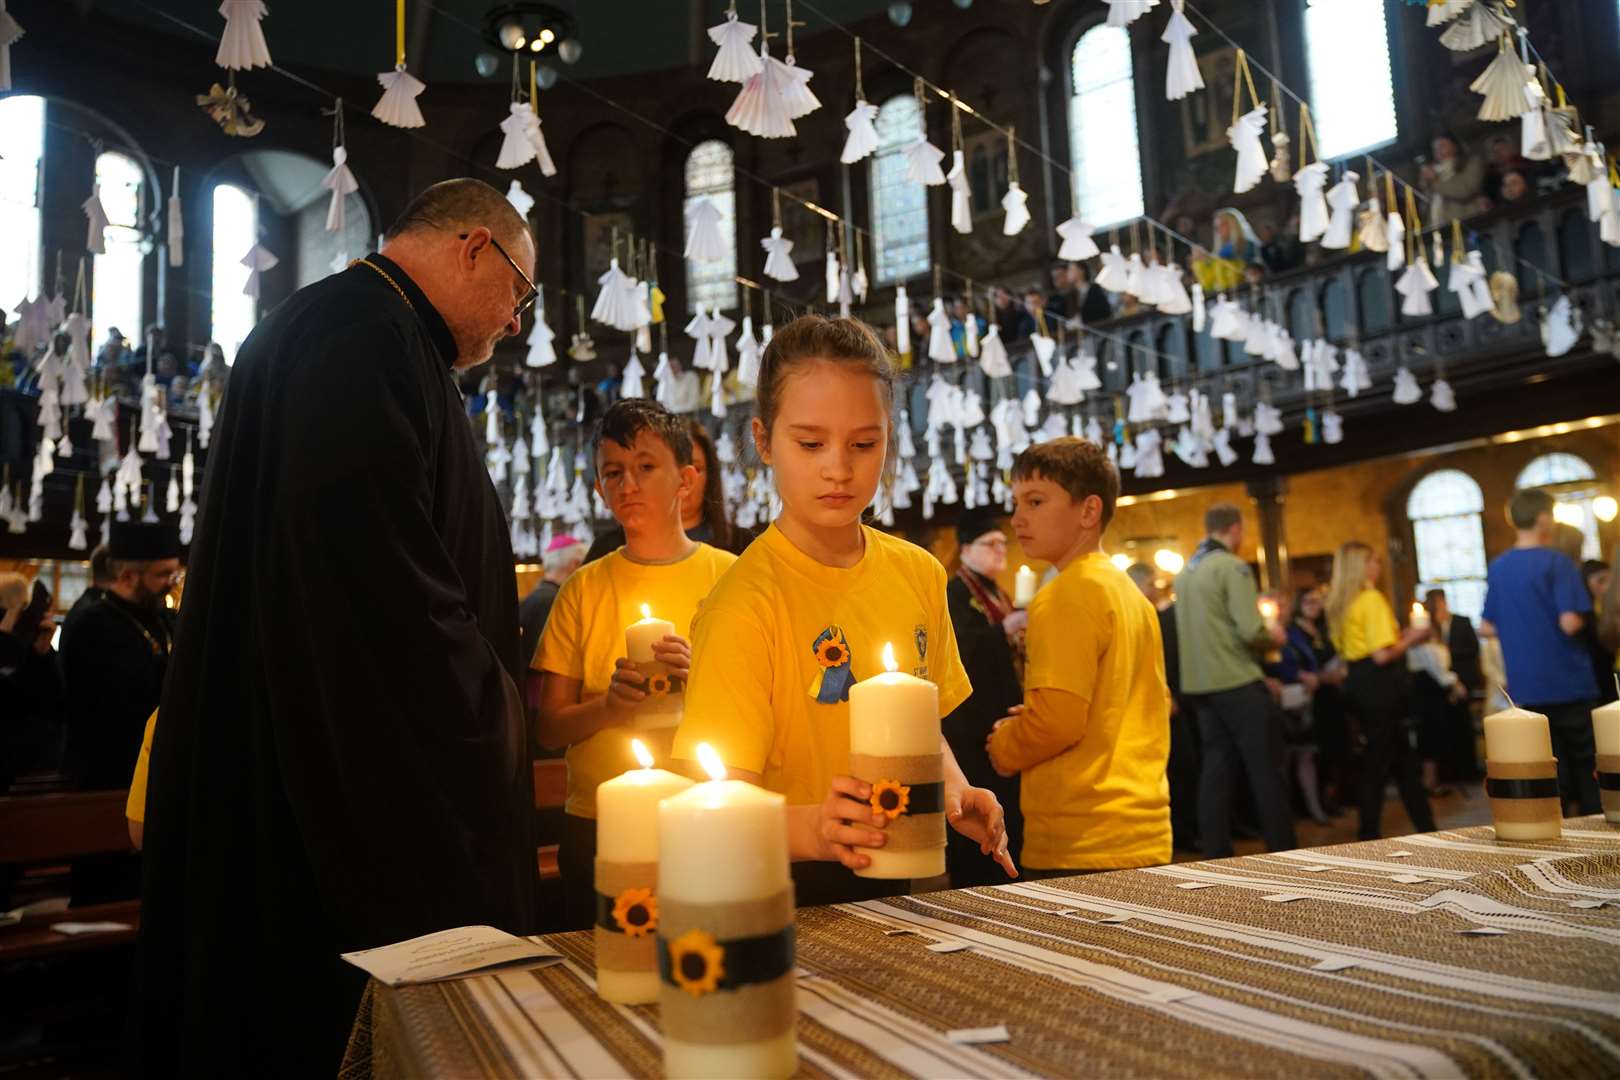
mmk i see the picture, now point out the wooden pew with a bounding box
[533,760,567,881]
[0,790,140,958]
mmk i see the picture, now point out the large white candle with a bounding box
[1593,699,1620,823]
[625,603,681,730]
[1483,707,1560,841]
[594,740,694,1004]
[658,745,795,1080]
[1409,602,1430,630]
[1258,597,1280,633]
[1014,564,1038,608]
[847,642,945,880]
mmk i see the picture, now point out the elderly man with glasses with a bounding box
[137,179,540,1076]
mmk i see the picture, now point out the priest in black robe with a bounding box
[136,179,540,1077]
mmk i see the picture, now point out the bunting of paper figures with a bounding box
[373,0,426,128]
[322,105,359,235]
[1001,128,1031,236]
[724,1,807,138]
[926,296,956,363]
[0,1,23,93]
[1056,192,1101,261]
[904,78,947,185]
[1322,170,1359,250]
[1228,51,1268,194]
[1425,0,1473,29]
[1471,34,1533,123]
[1439,1,1512,54]
[1094,243,1129,293]
[706,3,762,83]
[83,184,109,255]
[216,0,272,70]
[841,39,878,164]
[166,166,185,268]
[1394,187,1437,316]
[1162,1,1204,101]
[1105,0,1160,29]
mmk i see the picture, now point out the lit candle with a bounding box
[1258,598,1280,632]
[594,739,694,1004]
[1014,564,1038,608]
[626,603,681,730]
[847,643,945,880]
[658,745,795,1080]
[1409,602,1430,631]
[1483,707,1561,841]
[1592,699,1620,823]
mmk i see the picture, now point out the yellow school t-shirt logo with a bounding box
[808,625,857,704]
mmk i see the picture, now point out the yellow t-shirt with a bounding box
[126,710,157,823]
[1334,588,1399,662]
[673,524,972,808]
[1014,553,1171,870]
[534,543,736,818]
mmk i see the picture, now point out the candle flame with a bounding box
[1019,564,1030,574]
[630,738,653,769]
[695,742,726,781]
[640,603,651,619]
[882,642,898,673]
[1258,599,1278,620]
[1410,602,1424,617]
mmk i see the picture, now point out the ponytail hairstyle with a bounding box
[1324,541,1373,644]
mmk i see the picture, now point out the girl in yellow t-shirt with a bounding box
[673,315,1015,905]
[1324,541,1435,841]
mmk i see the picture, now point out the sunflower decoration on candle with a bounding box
[869,778,912,822]
[611,887,658,938]
[808,625,857,704]
[668,929,725,997]
[645,672,674,698]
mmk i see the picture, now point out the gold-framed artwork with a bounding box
[1181,45,1239,158]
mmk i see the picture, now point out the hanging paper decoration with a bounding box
[842,99,879,163]
[1357,197,1388,253]
[1428,376,1456,413]
[83,185,109,255]
[894,284,911,357]
[684,198,727,261]
[525,286,556,367]
[1339,348,1371,397]
[1094,245,1129,293]
[1425,0,1473,28]
[0,1,23,93]
[926,297,956,363]
[1105,0,1160,29]
[1440,3,1511,53]
[735,316,762,387]
[373,0,426,128]
[725,2,818,138]
[196,78,266,137]
[1056,212,1100,261]
[591,255,639,332]
[947,151,972,234]
[1396,260,1438,316]
[977,324,1011,378]
[1001,128,1030,235]
[851,232,869,303]
[240,235,279,298]
[506,179,535,217]
[1322,171,1359,250]
[1450,252,1494,320]
[706,6,762,83]
[1230,107,1269,194]
[498,102,541,169]
[1162,1,1204,101]
[322,122,359,235]
[1295,162,1330,244]
[761,226,799,282]
[1391,366,1423,405]
[216,0,272,70]
[167,167,185,268]
[1471,36,1532,122]
[824,234,841,305]
[905,136,947,185]
[1540,294,1582,357]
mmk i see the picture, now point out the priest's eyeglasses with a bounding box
[458,232,538,320]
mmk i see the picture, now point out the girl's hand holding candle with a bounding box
[1014,565,1038,608]
[621,604,686,730]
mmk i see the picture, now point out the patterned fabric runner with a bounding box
[344,817,1620,1078]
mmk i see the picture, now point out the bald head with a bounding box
[386,178,529,250]
[381,178,537,371]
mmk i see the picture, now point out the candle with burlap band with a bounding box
[1597,754,1620,823]
[594,859,659,1000]
[657,889,796,1058]
[625,607,681,730]
[1485,759,1562,841]
[1594,700,1620,823]
[849,751,946,879]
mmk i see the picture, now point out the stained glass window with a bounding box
[1069,25,1143,228]
[1407,469,1487,620]
[870,95,930,286]
[683,139,738,314]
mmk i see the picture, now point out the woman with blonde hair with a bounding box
[1325,542,1436,840]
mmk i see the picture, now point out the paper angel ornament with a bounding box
[1425,0,1473,28]
[1207,295,1246,341]
[709,371,727,419]
[1391,366,1423,405]
[1251,431,1275,466]
[963,309,979,357]
[895,285,911,356]
[1191,283,1206,332]
[1520,77,1553,161]
[1156,266,1194,316]
[1123,254,1146,300]
[321,145,359,234]
[1172,426,1208,469]
[851,256,869,303]
[1094,246,1130,293]
[841,99,880,164]
[707,11,762,83]
[773,55,820,119]
[748,226,795,284]
[1162,1,1204,101]
[1385,207,1407,272]
[1294,162,1330,244]
[497,102,540,169]
[1118,438,1138,472]
[1541,294,1582,357]
[83,185,109,255]
[947,150,972,234]
[704,310,735,374]
[1229,107,1269,194]
[591,259,639,332]
[1395,260,1438,317]
[724,47,794,138]
[1045,356,1085,406]
[905,136,947,185]
[1449,251,1494,319]
[0,1,23,93]
[373,67,426,129]
[736,317,763,388]
[976,325,1011,378]
[1322,171,1359,250]
[1339,349,1372,397]
[1056,216,1100,261]
[616,352,646,399]
[1440,2,1511,53]
[684,198,728,261]
[1243,315,1271,358]
[1253,402,1284,437]
[1002,182,1031,236]
[1429,377,1457,413]
[506,179,535,217]
[825,249,841,305]
[240,241,278,298]
[1133,428,1165,479]
[1321,410,1344,445]
[1212,426,1239,467]
[926,298,956,363]
[197,386,217,448]
[1031,332,1057,377]
[1021,388,1042,430]
[1571,140,1605,189]
[1357,199,1388,252]
[1470,44,1532,123]
[1165,391,1191,425]
[167,167,184,268]
[525,291,556,367]
[216,1,271,70]
[1105,0,1160,28]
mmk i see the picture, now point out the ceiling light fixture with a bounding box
[483,3,577,61]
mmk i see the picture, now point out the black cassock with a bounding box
[136,256,535,1076]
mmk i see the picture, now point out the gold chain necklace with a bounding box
[351,258,415,312]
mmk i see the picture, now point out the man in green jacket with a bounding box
[1174,503,1294,858]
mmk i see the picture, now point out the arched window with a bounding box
[1407,469,1488,620]
[870,95,930,286]
[683,139,738,314]
[0,95,45,310]
[1304,0,1397,158]
[211,183,258,364]
[92,151,146,352]
[1518,452,1603,560]
[1068,25,1143,228]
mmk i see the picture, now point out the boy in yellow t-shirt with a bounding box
[534,400,736,930]
[987,438,1171,872]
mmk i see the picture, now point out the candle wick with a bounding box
[1500,685,1517,711]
